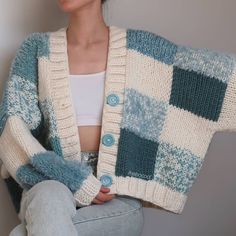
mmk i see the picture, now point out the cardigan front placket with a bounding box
[47,25,128,184]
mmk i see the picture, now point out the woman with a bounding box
[7,0,144,235]
[4,0,235,234]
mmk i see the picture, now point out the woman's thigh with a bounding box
[10,197,144,236]
[9,223,26,236]
[73,195,144,236]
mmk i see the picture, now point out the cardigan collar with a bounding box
[48,25,127,164]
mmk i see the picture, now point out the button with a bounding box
[102,134,115,147]
[100,174,113,187]
[106,93,119,106]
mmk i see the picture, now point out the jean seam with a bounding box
[73,205,142,225]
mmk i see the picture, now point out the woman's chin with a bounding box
[58,3,79,13]
[57,0,94,13]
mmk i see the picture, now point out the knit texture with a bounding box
[0,25,236,215]
[0,31,102,214]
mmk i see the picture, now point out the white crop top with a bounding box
[69,71,106,126]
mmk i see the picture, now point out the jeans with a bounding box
[9,151,144,236]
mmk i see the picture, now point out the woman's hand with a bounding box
[92,185,116,204]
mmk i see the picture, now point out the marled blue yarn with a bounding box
[174,45,236,83]
[121,88,168,143]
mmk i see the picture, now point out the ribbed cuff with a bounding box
[74,173,102,207]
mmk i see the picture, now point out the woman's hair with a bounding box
[101,0,107,4]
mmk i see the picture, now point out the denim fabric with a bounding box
[9,151,144,236]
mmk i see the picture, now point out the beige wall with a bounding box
[1,0,236,235]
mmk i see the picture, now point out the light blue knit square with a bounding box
[0,75,42,135]
[40,98,59,138]
[0,32,50,137]
[40,98,63,157]
[121,88,168,143]
[174,45,236,83]
[154,141,203,194]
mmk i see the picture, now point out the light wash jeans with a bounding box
[9,151,144,236]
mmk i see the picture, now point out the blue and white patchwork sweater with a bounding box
[0,25,236,214]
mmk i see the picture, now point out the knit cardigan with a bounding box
[0,25,236,215]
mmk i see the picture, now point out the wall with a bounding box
[0,0,236,235]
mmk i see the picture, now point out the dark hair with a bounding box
[102,0,107,4]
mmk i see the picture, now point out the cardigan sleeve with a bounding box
[0,33,102,207]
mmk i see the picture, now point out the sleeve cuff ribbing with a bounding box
[74,172,102,207]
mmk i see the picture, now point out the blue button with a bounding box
[106,93,119,106]
[102,134,115,146]
[100,174,113,187]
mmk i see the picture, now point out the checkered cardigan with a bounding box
[0,25,235,215]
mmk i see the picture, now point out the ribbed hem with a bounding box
[73,173,102,207]
[109,176,187,214]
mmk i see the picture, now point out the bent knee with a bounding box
[25,180,74,203]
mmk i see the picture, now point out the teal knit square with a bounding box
[170,66,227,121]
[127,29,178,65]
[115,128,158,180]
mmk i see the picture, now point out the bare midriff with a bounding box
[77,125,102,152]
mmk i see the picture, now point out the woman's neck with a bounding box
[66,1,108,47]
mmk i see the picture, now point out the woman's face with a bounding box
[57,0,99,13]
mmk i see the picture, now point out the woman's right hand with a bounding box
[92,185,116,204]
